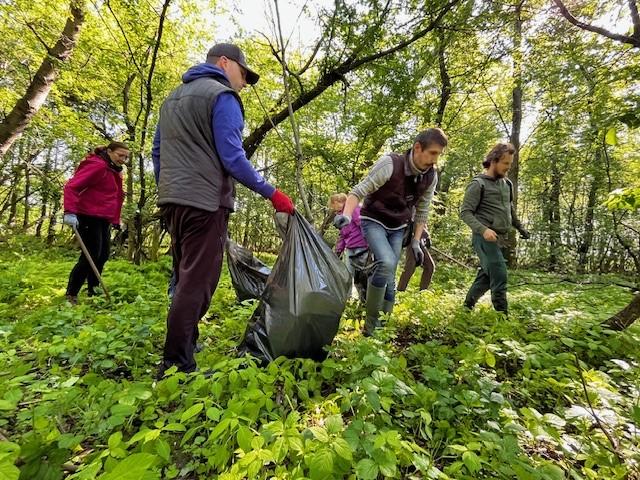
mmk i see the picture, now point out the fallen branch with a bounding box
[510,277,638,291]
[573,353,625,465]
[430,246,472,269]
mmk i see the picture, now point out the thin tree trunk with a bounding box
[46,195,60,244]
[133,0,172,264]
[432,29,452,214]
[272,0,313,221]
[0,0,85,158]
[548,157,562,270]
[506,0,524,267]
[35,149,52,237]
[22,163,31,230]
[7,158,21,227]
[434,29,451,128]
[576,160,600,272]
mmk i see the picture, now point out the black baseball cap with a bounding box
[206,43,260,85]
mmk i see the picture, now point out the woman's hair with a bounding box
[483,142,515,168]
[328,193,347,208]
[94,141,129,155]
[106,141,129,152]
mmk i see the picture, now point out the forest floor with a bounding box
[0,235,638,479]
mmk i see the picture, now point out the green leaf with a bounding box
[540,464,565,480]
[206,407,221,421]
[308,426,329,442]
[605,127,617,146]
[162,423,186,432]
[355,459,378,480]
[462,451,481,473]
[0,400,16,411]
[365,391,380,412]
[108,432,122,450]
[324,415,344,434]
[309,449,333,477]
[236,425,253,452]
[180,403,203,423]
[485,350,496,368]
[98,453,157,480]
[0,461,20,480]
[332,438,353,461]
[61,376,80,388]
[68,461,102,479]
[155,439,170,462]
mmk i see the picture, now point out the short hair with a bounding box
[328,193,347,208]
[483,142,515,168]
[414,128,448,149]
[206,55,221,65]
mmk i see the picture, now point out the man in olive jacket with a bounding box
[460,142,530,313]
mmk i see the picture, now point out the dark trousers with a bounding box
[397,246,435,292]
[464,234,508,312]
[161,205,229,373]
[66,215,111,296]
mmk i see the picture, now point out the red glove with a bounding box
[270,189,294,215]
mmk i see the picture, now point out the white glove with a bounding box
[63,213,79,229]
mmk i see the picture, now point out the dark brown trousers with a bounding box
[160,205,229,373]
[397,246,435,292]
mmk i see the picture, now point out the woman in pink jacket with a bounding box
[63,142,128,303]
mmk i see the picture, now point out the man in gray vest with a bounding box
[333,128,447,335]
[153,43,294,375]
[460,142,530,314]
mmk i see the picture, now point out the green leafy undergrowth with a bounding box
[0,237,638,479]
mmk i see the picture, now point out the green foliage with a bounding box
[0,238,638,478]
[605,187,640,212]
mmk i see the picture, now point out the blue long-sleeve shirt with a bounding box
[152,64,274,199]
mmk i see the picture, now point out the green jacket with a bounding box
[460,174,525,237]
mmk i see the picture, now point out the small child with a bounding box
[329,193,369,302]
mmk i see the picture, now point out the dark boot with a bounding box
[364,282,386,336]
[382,299,394,315]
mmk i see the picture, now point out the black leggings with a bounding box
[66,215,111,296]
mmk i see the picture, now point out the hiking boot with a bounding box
[65,294,78,305]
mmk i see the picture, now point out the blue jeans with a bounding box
[360,219,405,303]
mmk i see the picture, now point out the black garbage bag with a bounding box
[239,211,351,363]
[226,239,272,302]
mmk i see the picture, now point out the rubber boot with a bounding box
[382,299,394,315]
[364,282,386,336]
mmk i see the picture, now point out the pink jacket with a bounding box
[335,206,368,255]
[63,152,124,224]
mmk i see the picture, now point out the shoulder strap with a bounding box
[504,177,514,203]
[472,177,485,214]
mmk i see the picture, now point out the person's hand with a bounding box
[112,223,122,231]
[333,214,351,229]
[483,228,498,242]
[422,231,432,249]
[411,239,424,266]
[519,228,530,240]
[270,189,294,215]
[63,213,79,229]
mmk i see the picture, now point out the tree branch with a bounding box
[553,0,640,48]
[243,0,461,158]
[25,22,52,54]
